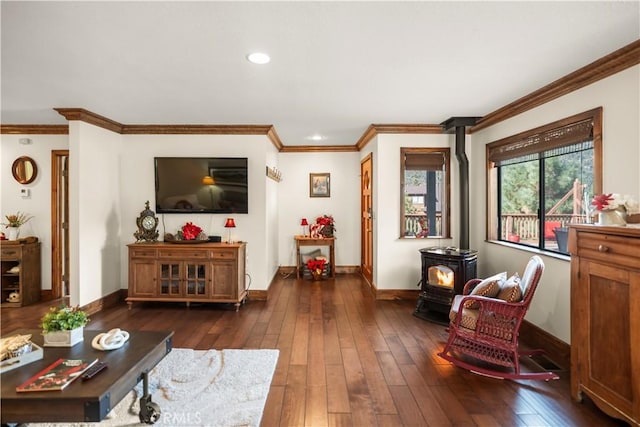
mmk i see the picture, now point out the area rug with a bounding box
[29,348,279,427]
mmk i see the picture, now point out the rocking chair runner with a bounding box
[438,255,560,381]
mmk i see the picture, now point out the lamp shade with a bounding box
[202,175,215,185]
[224,218,236,228]
[301,218,309,226]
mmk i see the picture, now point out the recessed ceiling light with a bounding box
[247,52,270,65]
[306,134,326,141]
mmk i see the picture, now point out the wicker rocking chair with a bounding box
[438,255,559,381]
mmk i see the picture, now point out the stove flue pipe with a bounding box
[440,117,481,250]
[455,125,470,249]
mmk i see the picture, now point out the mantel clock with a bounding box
[134,201,159,243]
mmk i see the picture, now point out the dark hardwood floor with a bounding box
[1,273,626,426]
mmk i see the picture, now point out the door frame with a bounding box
[49,150,69,301]
[360,153,373,285]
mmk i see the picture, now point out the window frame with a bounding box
[486,108,603,250]
[400,147,451,239]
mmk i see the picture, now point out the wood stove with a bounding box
[414,246,478,324]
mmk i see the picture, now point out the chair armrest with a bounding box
[462,278,483,295]
[458,296,528,343]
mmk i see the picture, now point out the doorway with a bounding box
[360,154,373,285]
[50,150,69,299]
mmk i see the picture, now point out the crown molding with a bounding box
[121,124,272,135]
[355,124,444,150]
[1,124,68,134]
[54,108,124,133]
[280,144,359,153]
[471,39,640,133]
[266,126,284,151]
[122,124,283,150]
[53,108,284,150]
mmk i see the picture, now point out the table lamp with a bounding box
[224,217,236,243]
[202,175,216,207]
[300,218,309,237]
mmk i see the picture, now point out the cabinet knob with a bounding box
[597,244,609,252]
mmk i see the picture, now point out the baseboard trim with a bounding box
[363,277,421,301]
[40,289,55,301]
[80,290,126,316]
[277,266,296,275]
[374,288,420,301]
[520,320,570,371]
[277,265,361,275]
[337,265,360,274]
[248,289,268,301]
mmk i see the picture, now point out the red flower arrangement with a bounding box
[180,222,203,240]
[591,193,639,213]
[591,193,615,211]
[314,214,335,238]
[306,259,326,276]
[316,215,334,227]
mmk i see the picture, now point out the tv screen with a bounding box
[155,157,248,214]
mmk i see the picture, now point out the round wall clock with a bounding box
[134,201,159,242]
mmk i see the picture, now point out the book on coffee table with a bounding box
[16,358,98,392]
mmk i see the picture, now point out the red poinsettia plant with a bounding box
[306,259,326,275]
[591,193,639,213]
[180,222,203,240]
[313,214,335,238]
[591,193,615,211]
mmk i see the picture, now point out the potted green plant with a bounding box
[41,305,89,347]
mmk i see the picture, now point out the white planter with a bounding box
[43,327,84,347]
[6,227,19,240]
[597,208,627,226]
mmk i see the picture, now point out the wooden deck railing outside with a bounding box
[404,213,586,241]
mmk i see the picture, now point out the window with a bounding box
[401,147,450,238]
[486,108,602,254]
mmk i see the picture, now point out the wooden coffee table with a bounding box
[1,329,173,424]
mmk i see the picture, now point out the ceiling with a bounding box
[2,1,639,146]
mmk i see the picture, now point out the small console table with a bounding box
[295,235,335,279]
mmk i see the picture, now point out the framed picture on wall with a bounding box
[309,173,330,198]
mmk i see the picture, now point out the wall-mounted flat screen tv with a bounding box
[155,157,248,214]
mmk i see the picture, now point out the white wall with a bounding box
[1,133,68,291]
[118,134,274,291]
[69,122,123,306]
[277,152,361,268]
[373,133,457,290]
[469,64,640,343]
[265,143,280,285]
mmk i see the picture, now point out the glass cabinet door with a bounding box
[185,262,208,297]
[159,263,181,296]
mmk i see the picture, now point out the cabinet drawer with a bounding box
[576,231,640,269]
[1,247,22,260]
[129,248,157,258]
[158,249,209,259]
[210,250,236,260]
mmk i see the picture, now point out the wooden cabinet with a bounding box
[568,224,639,426]
[127,242,246,310]
[1,239,41,307]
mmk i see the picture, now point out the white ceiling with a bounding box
[2,1,639,146]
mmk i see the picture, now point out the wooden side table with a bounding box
[295,235,335,279]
